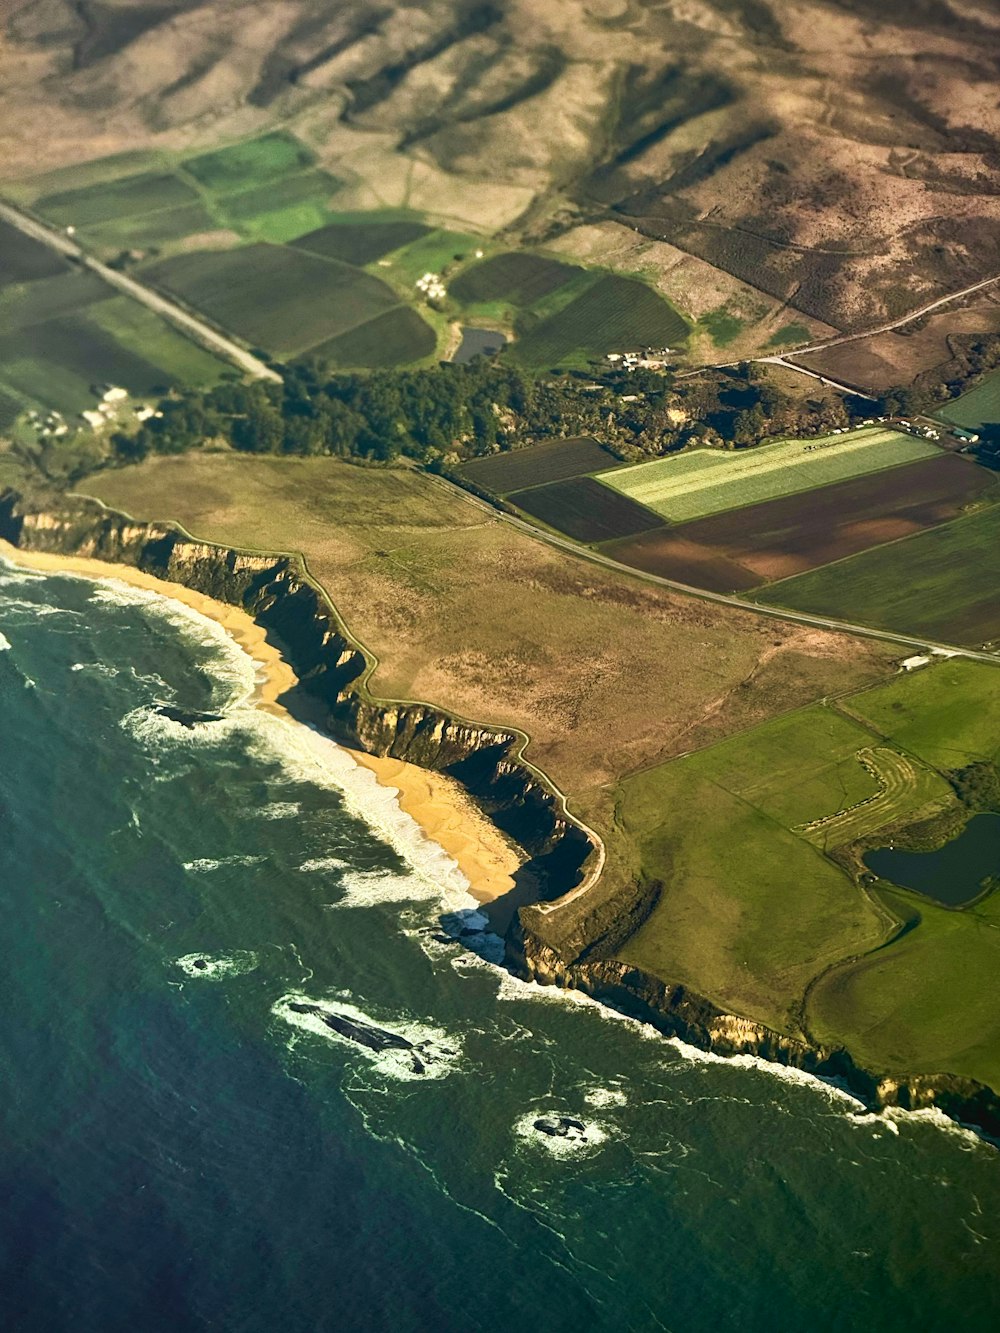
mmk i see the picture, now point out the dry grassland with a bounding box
[85,455,895,845]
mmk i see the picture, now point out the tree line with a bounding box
[110,352,881,472]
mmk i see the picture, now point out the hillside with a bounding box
[2,0,1000,333]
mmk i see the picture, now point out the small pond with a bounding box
[452,327,506,365]
[863,811,1000,907]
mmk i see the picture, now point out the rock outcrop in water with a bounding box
[2,489,997,1142]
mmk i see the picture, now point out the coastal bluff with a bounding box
[2,489,997,1142]
[0,491,596,909]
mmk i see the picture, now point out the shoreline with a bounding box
[0,539,521,905]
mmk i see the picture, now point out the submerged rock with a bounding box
[533,1115,588,1139]
[154,703,225,728]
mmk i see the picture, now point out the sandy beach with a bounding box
[0,540,522,904]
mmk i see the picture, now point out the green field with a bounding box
[613,673,1000,1084]
[599,428,940,522]
[810,888,1000,1088]
[217,171,342,239]
[0,270,112,332]
[0,312,217,415]
[141,245,399,356]
[181,133,315,193]
[36,172,200,227]
[842,659,1000,769]
[510,274,688,368]
[616,704,902,1035]
[307,307,437,369]
[0,221,66,286]
[935,369,1000,433]
[378,228,483,286]
[756,504,1000,647]
[80,202,220,252]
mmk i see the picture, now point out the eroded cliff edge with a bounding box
[2,489,996,1142]
[0,491,596,906]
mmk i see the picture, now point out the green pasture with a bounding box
[87,297,228,388]
[380,229,484,287]
[843,659,1000,769]
[756,503,1000,647]
[699,309,744,347]
[616,722,891,1035]
[600,428,939,523]
[181,133,315,193]
[510,274,688,369]
[218,171,342,240]
[809,889,1000,1089]
[307,306,437,369]
[767,322,812,348]
[935,369,1000,433]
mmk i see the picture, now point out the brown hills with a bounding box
[2,0,1000,331]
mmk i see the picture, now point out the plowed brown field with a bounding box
[603,455,998,592]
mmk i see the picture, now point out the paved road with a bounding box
[0,200,281,384]
[791,270,1000,359]
[427,472,1000,667]
[757,355,877,400]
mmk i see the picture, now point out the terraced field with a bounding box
[797,747,948,851]
[599,428,939,523]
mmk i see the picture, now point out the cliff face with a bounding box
[508,915,1000,1142]
[0,493,595,898]
[4,490,996,1143]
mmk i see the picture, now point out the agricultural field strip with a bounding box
[795,746,931,847]
[598,429,939,520]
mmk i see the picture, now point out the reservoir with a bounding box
[863,811,1000,906]
[452,326,506,364]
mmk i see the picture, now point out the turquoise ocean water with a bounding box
[0,557,997,1332]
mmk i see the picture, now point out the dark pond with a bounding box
[452,327,506,364]
[863,811,1000,906]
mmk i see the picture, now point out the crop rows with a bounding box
[599,428,939,522]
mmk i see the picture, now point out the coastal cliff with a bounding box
[2,489,996,1142]
[509,910,1000,1140]
[0,491,595,902]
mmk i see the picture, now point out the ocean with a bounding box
[0,556,997,1332]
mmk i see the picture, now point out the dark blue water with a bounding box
[865,813,1000,905]
[0,558,998,1332]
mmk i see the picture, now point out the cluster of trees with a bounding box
[950,761,1000,813]
[110,352,881,473]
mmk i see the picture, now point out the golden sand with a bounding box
[0,540,521,903]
